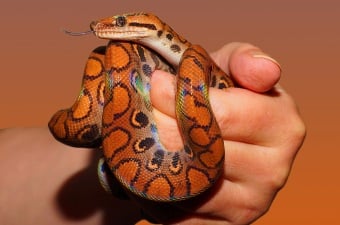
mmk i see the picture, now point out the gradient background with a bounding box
[0,0,339,224]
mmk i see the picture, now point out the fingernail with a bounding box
[252,52,282,71]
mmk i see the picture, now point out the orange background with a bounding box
[0,0,339,224]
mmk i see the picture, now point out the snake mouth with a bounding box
[90,21,148,40]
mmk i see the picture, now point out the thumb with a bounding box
[211,42,281,92]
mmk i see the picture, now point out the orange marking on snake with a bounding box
[181,95,212,126]
[189,127,211,146]
[111,85,130,118]
[102,128,130,161]
[105,44,130,71]
[71,92,91,119]
[200,139,225,168]
[49,111,67,139]
[115,160,140,183]
[187,168,210,195]
[145,175,172,199]
[85,58,103,76]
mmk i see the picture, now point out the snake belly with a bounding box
[49,12,234,201]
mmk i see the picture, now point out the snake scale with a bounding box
[49,12,234,201]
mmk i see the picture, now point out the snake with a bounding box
[48,12,234,201]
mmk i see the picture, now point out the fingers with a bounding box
[223,86,305,150]
[209,87,283,145]
[150,70,177,117]
[150,42,304,154]
[151,42,282,116]
[210,42,281,92]
[151,71,303,149]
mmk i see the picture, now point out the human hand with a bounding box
[134,42,306,224]
[0,42,305,225]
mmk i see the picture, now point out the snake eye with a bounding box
[116,16,127,27]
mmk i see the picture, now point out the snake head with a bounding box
[90,12,190,66]
[90,12,161,41]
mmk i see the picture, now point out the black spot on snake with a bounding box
[92,46,106,55]
[129,22,157,30]
[218,82,227,89]
[172,153,180,167]
[151,150,164,166]
[133,137,155,153]
[79,125,99,140]
[73,124,101,147]
[136,45,146,62]
[211,74,217,87]
[170,44,181,53]
[166,33,173,41]
[150,52,160,67]
[142,64,152,77]
[130,110,149,128]
[169,152,183,175]
[184,145,194,158]
[157,30,163,37]
[193,57,204,70]
[183,77,191,84]
[146,149,164,171]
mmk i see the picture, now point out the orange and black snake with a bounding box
[48,12,234,201]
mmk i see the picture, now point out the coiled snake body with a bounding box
[49,13,234,201]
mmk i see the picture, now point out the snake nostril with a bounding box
[90,21,97,31]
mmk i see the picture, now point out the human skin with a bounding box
[0,42,305,225]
